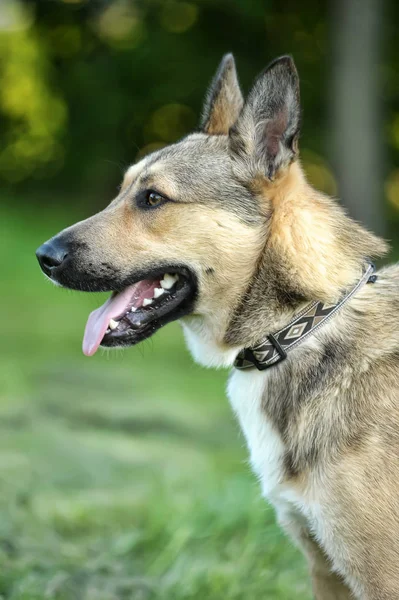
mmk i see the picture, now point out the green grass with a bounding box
[0,204,311,599]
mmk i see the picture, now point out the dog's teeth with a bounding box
[143,298,153,307]
[153,287,164,299]
[106,328,111,334]
[109,318,119,330]
[130,306,137,312]
[160,273,178,290]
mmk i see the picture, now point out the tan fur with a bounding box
[202,53,243,135]
[121,160,147,191]
[57,145,398,599]
[37,55,399,600]
[63,150,265,351]
[258,263,399,600]
[260,161,387,302]
[278,510,353,599]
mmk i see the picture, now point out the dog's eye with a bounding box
[147,192,164,207]
[136,189,169,210]
[146,191,166,208]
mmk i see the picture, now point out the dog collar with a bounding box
[234,263,376,371]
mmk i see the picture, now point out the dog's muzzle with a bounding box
[35,233,198,356]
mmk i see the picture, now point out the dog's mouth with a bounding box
[83,269,196,356]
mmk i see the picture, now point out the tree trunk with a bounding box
[330,0,385,234]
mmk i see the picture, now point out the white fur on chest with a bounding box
[227,368,314,537]
[183,321,307,514]
[227,369,287,497]
[181,320,240,368]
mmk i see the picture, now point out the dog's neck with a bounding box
[182,162,387,369]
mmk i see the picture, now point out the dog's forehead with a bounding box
[124,134,231,197]
[121,134,260,223]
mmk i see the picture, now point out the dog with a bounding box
[36,54,399,599]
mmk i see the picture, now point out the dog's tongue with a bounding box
[82,280,158,357]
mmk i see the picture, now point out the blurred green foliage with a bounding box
[0,0,396,217]
[1,0,397,214]
[0,0,358,204]
[1,1,399,597]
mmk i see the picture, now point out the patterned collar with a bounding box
[234,263,376,371]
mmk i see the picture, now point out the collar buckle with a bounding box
[241,334,287,371]
[266,334,288,365]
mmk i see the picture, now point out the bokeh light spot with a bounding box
[149,104,196,142]
[386,170,399,211]
[0,0,34,32]
[161,2,199,34]
[136,142,167,160]
[0,4,67,182]
[302,150,338,196]
[94,0,144,49]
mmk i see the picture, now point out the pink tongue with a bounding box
[82,280,159,357]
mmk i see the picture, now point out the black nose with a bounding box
[36,238,68,276]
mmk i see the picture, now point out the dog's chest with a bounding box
[227,369,307,515]
[227,369,286,496]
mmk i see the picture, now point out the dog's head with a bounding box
[37,54,383,359]
[36,54,301,356]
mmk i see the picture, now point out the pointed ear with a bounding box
[201,54,244,135]
[230,56,300,180]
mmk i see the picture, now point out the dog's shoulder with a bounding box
[376,262,399,291]
[348,264,399,358]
